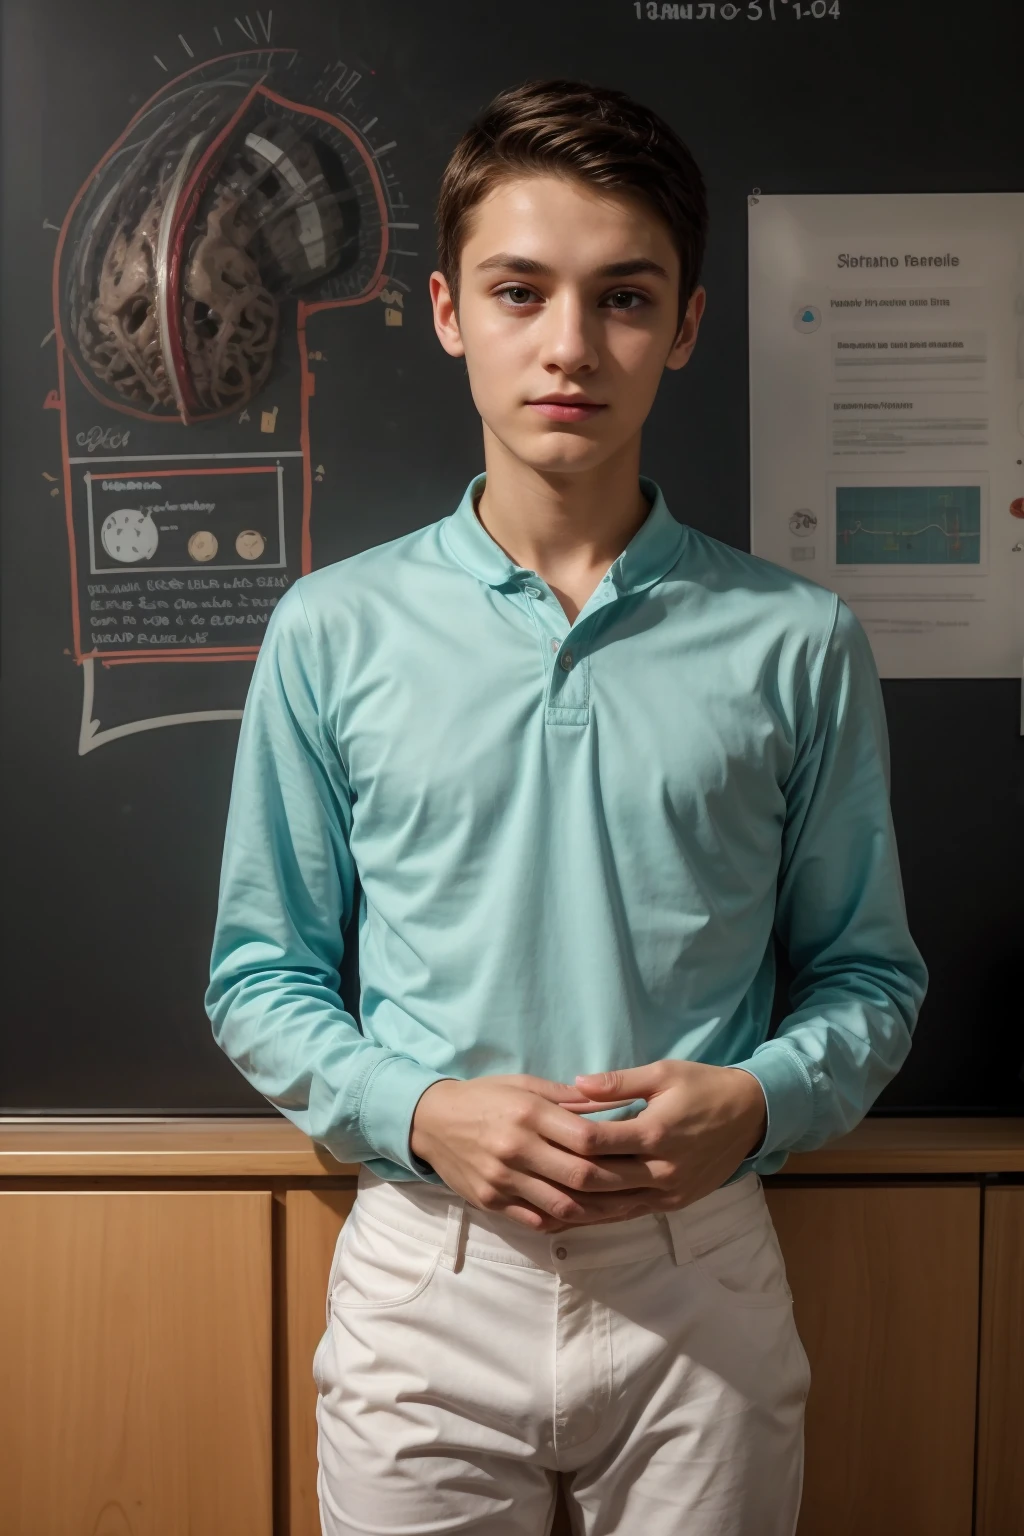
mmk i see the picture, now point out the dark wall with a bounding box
[2,0,1021,1114]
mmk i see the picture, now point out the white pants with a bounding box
[313,1167,810,1535]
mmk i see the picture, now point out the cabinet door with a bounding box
[767,1184,980,1536]
[0,1190,273,1536]
[975,1186,1024,1536]
[283,1188,357,1536]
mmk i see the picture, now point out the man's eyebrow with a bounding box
[473,252,671,280]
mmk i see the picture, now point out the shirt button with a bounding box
[524,586,540,598]
[550,638,559,653]
[560,651,574,671]
[555,1245,568,1260]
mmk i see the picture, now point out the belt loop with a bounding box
[663,1208,694,1268]
[438,1199,466,1271]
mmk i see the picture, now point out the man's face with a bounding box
[430,172,705,476]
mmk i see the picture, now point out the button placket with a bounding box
[547,647,588,720]
[514,573,622,728]
[522,585,570,667]
[545,604,596,723]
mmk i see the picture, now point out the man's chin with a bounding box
[499,432,621,478]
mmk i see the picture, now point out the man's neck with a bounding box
[473,433,652,623]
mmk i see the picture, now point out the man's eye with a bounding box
[604,290,647,310]
[496,285,537,307]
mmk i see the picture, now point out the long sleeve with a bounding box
[205,584,451,1179]
[730,596,928,1165]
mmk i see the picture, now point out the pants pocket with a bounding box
[687,1197,795,1309]
[323,1224,349,1328]
[329,1206,442,1312]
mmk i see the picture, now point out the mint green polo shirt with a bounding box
[206,471,928,1186]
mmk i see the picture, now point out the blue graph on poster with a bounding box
[836,486,982,565]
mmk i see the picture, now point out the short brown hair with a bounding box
[435,78,708,330]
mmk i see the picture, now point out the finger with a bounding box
[502,1167,660,1225]
[496,1200,570,1233]
[574,1065,668,1098]
[505,1074,595,1102]
[486,1184,662,1232]
[535,1099,660,1158]
[504,1170,596,1224]
[530,1186,663,1226]
[569,1116,661,1155]
[556,1096,639,1112]
[522,1138,655,1193]
[559,1190,661,1223]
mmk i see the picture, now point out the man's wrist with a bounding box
[408,1077,455,1163]
[728,1066,768,1158]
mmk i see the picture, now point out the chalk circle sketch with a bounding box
[235,529,266,559]
[48,34,411,751]
[188,530,219,562]
[100,508,159,562]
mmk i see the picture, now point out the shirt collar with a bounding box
[440,471,686,596]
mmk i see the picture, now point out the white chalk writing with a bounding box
[635,0,840,16]
[76,426,131,453]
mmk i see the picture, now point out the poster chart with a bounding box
[748,193,1024,678]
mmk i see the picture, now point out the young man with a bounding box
[207,79,928,1535]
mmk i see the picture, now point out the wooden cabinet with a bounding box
[976,1188,1024,1536]
[769,1184,980,1536]
[0,1189,273,1536]
[0,1119,1020,1536]
[280,1189,356,1536]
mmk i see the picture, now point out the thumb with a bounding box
[574,1064,664,1099]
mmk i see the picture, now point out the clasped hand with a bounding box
[409,1060,768,1233]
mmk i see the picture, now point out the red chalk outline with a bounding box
[52,49,391,668]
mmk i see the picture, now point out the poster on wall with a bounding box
[748,192,1024,678]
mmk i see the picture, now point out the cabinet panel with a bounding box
[976,1186,1024,1536]
[283,1188,357,1536]
[0,1190,273,1536]
[767,1184,979,1536]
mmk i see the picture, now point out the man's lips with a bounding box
[528,399,607,422]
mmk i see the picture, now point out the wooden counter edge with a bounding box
[0,1116,1022,1178]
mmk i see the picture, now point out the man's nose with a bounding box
[538,293,599,372]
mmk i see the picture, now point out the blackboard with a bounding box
[2,0,1022,1116]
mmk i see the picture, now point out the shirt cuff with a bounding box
[727,1066,770,1159]
[356,1055,455,1176]
[727,1042,815,1160]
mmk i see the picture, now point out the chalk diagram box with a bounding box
[86,464,285,575]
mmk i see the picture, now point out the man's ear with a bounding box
[429,271,466,358]
[665,285,706,373]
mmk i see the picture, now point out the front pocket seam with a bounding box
[688,1254,795,1308]
[324,1223,351,1326]
[687,1215,794,1309]
[311,1330,328,1391]
[330,1246,442,1312]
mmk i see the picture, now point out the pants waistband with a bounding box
[353,1166,765,1273]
